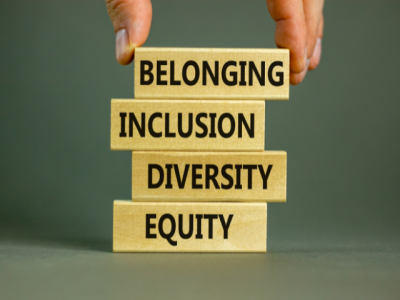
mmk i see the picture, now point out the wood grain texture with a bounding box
[134,48,289,100]
[113,200,267,252]
[111,99,265,151]
[132,151,286,202]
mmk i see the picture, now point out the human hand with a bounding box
[106,0,152,65]
[106,0,324,85]
[266,0,324,85]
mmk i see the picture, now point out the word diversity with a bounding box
[112,48,289,253]
[132,152,286,202]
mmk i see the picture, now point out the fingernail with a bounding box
[312,38,321,59]
[316,38,322,49]
[295,74,300,85]
[298,58,310,83]
[116,29,129,62]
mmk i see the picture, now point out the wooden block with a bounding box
[111,99,265,151]
[134,47,289,100]
[132,151,286,202]
[113,200,267,252]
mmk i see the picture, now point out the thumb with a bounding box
[106,0,152,65]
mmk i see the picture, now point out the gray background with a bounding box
[0,1,399,299]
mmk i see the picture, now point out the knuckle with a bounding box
[106,0,125,10]
[106,0,132,31]
[106,0,131,17]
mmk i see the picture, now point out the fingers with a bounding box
[106,0,152,65]
[292,10,323,83]
[303,0,324,59]
[266,0,308,75]
[267,0,324,85]
[309,16,323,70]
[290,58,310,85]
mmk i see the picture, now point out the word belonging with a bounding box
[139,60,284,87]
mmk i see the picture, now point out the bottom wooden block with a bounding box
[113,200,267,253]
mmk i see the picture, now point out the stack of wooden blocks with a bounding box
[111,48,288,252]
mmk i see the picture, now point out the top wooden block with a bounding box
[134,48,289,100]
